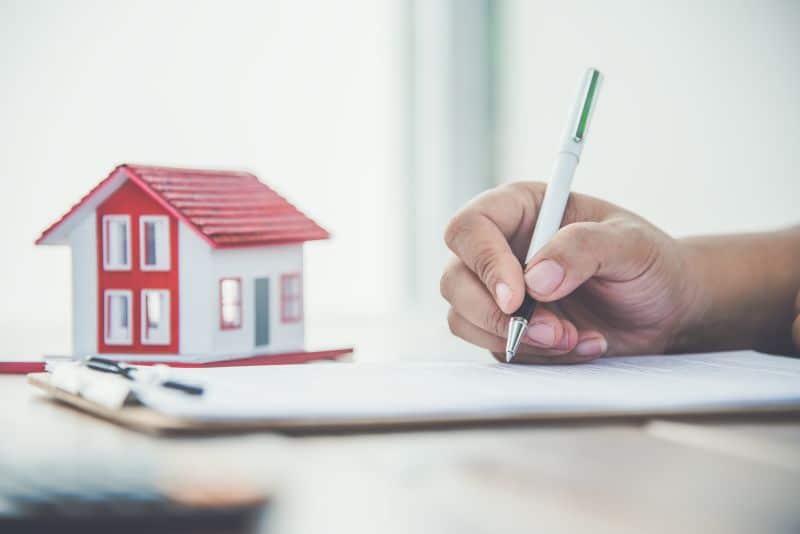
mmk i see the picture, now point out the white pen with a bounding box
[505,68,603,362]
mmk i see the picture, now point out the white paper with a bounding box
[134,351,800,423]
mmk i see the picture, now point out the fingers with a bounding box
[441,258,573,350]
[523,218,660,302]
[792,315,800,354]
[447,308,607,364]
[441,258,610,362]
[793,291,800,352]
[444,183,616,313]
[444,204,526,315]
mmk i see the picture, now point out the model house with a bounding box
[37,164,333,361]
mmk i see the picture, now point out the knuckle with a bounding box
[439,264,455,301]
[499,181,528,195]
[484,306,507,337]
[560,221,598,249]
[629,222,652,248]
[471,243,498,286]
[444,214,469,251]
[503,180,543,196]
[440,259,468,303]
[446,308,461,336]
[607,218,653,259]
[502,181,545,211]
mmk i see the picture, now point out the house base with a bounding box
[129,347,353,367]
[0,348,353,375]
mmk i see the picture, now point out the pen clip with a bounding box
[571,68,602,143]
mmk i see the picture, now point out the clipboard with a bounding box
[27,362,800,436]
[28,372,273,434]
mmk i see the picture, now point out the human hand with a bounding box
[440,181,699,363]
[793,290,800,354]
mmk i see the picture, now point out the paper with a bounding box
[133,351,800,423]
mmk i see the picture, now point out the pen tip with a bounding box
[505,317,528,364]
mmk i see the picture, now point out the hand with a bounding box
[440,181,699,363]
[793,290,800,354]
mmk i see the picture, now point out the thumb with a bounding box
[522,220,658,302]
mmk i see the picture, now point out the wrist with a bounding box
[665,238,713,353]
[668,228,800,354]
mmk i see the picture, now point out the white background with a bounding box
[1,0,798,359]
[1,0,405,356]
[497,0,800,237]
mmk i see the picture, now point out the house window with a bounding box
[280,273,303,323]
[104,290,132,345]
[102,215,131,270]
[141,289,170,345]
[139,216,170,270]
[219,278,242,329]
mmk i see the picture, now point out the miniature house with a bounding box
[37,164,330,360]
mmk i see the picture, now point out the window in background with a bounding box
[139,216,170,271]
[219,278,242,330]
[280,273,303,323]
[102,215,131,271]
[104,289,132,345]
[141,289,170,345]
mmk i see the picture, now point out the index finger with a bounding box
[444,185,539,313]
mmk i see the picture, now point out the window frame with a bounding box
[139,215,171,271]
[104,289,133,345]
[102,215,132,271]
[280,273,303,323]
[140,289,171,345]
[219,277,243,330]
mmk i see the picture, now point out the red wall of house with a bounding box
[96,180,180,354]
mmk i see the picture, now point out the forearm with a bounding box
[672,227,800,355]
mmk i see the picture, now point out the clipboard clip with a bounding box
[46,358,204,410]
[86,357,204,396]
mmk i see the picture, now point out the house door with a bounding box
[254,277,270,347]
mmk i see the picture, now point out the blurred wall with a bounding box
[497,0,800,237]
[3,0,798,358]
[0,0,405,355]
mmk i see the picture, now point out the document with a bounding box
[134,351,800,423]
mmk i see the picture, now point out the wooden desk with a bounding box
[2,317,800,533]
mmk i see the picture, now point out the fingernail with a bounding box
[525,260,565,297]
[495,282,512,312]
[575,336,608,357]
[525,322,556,346]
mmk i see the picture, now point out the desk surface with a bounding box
[3,317,800,533]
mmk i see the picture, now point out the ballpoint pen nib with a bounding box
[505,317,528,363]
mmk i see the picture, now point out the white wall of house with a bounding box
[65,216,305,358]
[69,213,97,355]
[210,243,304,355]
[178,223,215,356]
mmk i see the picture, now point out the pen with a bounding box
[505,68,603,362]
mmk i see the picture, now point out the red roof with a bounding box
[37,164,330,248]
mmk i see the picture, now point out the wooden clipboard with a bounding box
[27,372,800,435]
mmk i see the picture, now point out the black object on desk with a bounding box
[86,357,205,396]
[0,457,267,533]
